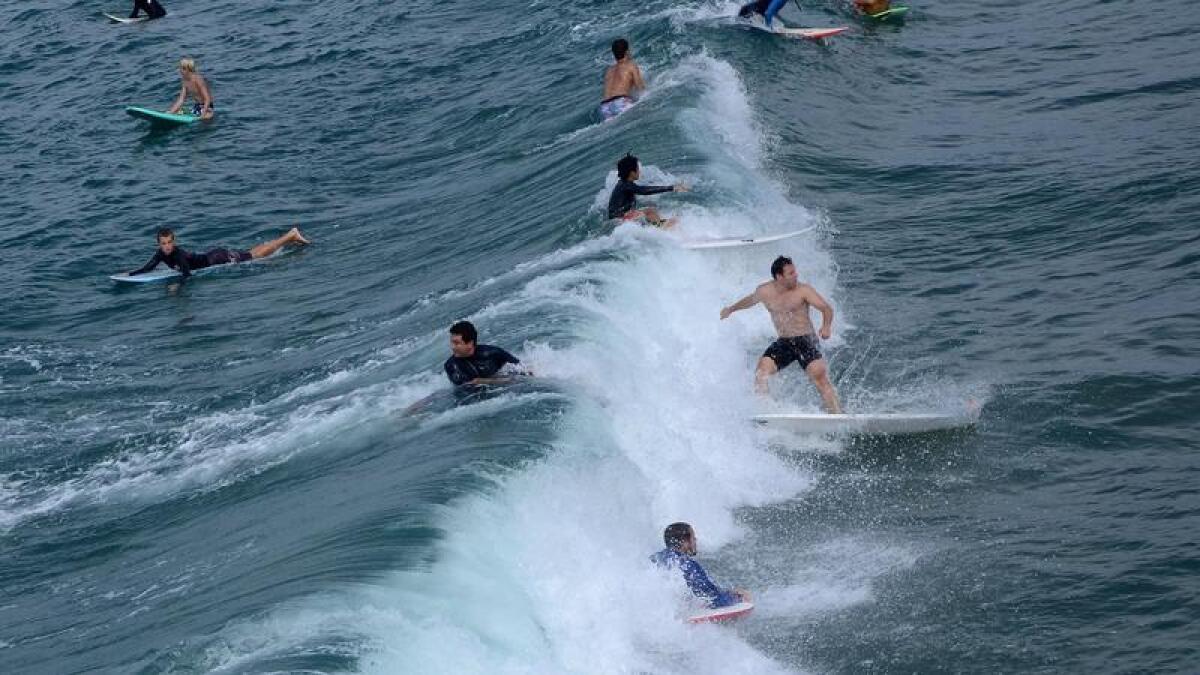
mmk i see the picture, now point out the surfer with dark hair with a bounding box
[650,522,750,608]
[606,153,688,227]
[444,321,525,386]
[599,38,646,121]
[737,0,786,27]
[123,227,309,279]
[720,255,843,412]
[130,0,167,20]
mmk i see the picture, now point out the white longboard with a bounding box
[776,26,849,39]
[103,12,149,24]
[753,412,976,435]
[680,226,815,250]
[744,18,849,40]
[687,601,754,624]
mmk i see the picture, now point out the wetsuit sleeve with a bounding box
[171,249,193,278]
[494,347,520,366]
[129,250,163,275]
[444,359,471,386]
[632,184,674,196]
[679,558,738,608]
[764,0,787,26]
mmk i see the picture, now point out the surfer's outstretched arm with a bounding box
[802,285,835,339]
[720,292,761,320]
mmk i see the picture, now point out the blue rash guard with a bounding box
[738,0,788,27]
[650,548,739,608]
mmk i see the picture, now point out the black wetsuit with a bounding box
[129,247,251,278]
[443,345,521,386]
[738,0,771,18]
[606,179,674,220]
[131,0,167,19]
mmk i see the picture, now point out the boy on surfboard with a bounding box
[720,255,843,413]
[606,153,688,228]
[651,523,750,608]
[122,227,309,279]
[129,0,166,20]
[599,39,645,122]
[167,58,214,120]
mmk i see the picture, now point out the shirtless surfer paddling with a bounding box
[599,38,645,121]
[720,255,843,413]
[167,57,214,120]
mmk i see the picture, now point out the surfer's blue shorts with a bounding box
[763,335,822,370]
[191,103,214,116]
[599,95,633,121]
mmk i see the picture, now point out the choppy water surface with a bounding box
[2,0,1198,672]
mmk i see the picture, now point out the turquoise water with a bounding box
[3,0,1199,672]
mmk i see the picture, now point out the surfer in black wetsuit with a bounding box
[444,321,525,386]
[130,0,167,20]
[737,0,786,27]
[124,226,310,279]
[606,153,688,228]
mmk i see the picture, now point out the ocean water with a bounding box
[3,0,1199,672]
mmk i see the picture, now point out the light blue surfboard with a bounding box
[125,106,199,126]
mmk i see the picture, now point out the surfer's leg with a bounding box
[249,227,310,259]
[804,359,842,414]
[755,357,778,394]
[764,0,787,26]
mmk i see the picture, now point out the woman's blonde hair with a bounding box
[179,57,197,72]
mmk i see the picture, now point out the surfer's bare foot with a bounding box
[288,227,311,245]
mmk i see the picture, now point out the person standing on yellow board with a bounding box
[167,58,215,120]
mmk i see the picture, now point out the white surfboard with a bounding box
[103,12,149,24]
[744,18,849,40]
[680,226,815,250]
[687,601,754,624]
[753,412,976,435]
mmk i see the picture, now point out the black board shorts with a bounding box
[205,248,252,265]
[762,335,823,371]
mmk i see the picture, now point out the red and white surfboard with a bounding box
[686,601,755,624]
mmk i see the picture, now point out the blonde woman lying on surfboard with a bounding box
[167,58,215,120]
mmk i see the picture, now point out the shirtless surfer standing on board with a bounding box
[167,58,214,120]
[599,38,645,121]
[720,255,843,413]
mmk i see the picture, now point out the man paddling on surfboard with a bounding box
[599,39,645,122]
[129,0,166,20]
[167,58,215,120]
[444,321,528,386]
[720,255,843,413]
[651,522,750,608]
[607,153,688,228]
[122,227,309,280]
